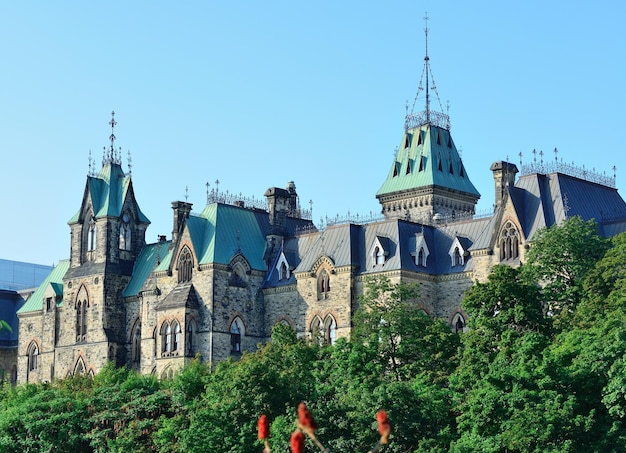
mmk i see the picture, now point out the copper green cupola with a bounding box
[376,16,480,222]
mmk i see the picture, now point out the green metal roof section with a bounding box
[376,124,480,198]
[194,203,268,270]
[123,240,172,297]
[18,260,70,313]
[68,162,150,224]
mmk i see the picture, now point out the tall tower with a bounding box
[376,15,480,223]
[59,112,150,377]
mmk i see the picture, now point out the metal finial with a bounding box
[108,111,117,162]
[185,185,189,202]
[88,149,93,176]
[554,147,558,162]
[127,149,132,177]
[532,149,537,162]
[539,149,544,164]
[206,182,210,204]
[215,179,220,196]
[519,151,523,167]
[424,12,430,124]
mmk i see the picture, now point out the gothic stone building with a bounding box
[15,107,626,384]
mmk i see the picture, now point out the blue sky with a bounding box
[1,1,624,266]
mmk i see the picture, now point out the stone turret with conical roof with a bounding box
[376,17,480,223]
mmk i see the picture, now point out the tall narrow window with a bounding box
[230,318,243,354]
[324,316,337,345]
[454,247,462,267]
[310,316,323,345]
[186,322,195,356]
[374,246,385,265]
[27,342,39,372]
[418,248,425,267]
[131,322,141,364]
[173,321,181,352]
[88,218,97,252]
[75,286,88,342]
[119,214,132,251]
[499,222,520,261]
[165,324,172,353]
[280,262,288,280]
[317,269,331,300]
[177,247,193,283]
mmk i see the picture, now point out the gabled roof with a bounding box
[157,283,199,310]
[68,162,150,224]
[376,124,480,198]
[18,260,70,313]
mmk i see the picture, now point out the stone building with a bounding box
[16,46,626,384]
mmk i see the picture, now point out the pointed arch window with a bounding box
[131,322,141,364]
[172,320,181,352]
[186,321,196,357]
[88,217,97,252]
[452,313,466,334]
[280,262,288,280]
[119,214,132,251]
[177,246,193,283]
[374,246,385,265]
[317,269,331,300]
[417,132,423,145]
[310,316,323,345]
[74,357,86,376]
[499,221,520,261]
[454,247,462,267]
[161,321,172,355]
[438,154,443,172]
[27,342,39,372]
[75,286,89,342]
[230,317,244,354]
[418,155,425,172]
[324,315,337,345]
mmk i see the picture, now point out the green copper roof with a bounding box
[123,240,172,297]
[68,162,150,224]
[18,260,70,313]
[194,203,267,269]
[376,124,480,198]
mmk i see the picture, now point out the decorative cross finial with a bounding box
[109,111,117,160]
[424,12,431,123]
[88,149,93,176]
[127,149,132,177]
[518,151,523,167]
[554,147,558,162]
[539,149,544,164]
[532,149,537,162]
[206,181,210,204]
[185,185,189,202]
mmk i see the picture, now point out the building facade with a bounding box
[16,52,626,384]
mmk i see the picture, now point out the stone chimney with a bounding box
[285,181,299,216]
[490,161,518,210]
[264,187,290,236]
[171,201,193,245]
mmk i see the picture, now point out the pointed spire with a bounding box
[405,13,450,131]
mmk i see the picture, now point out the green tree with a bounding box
[523,216,609,327]
[353,275,459,382]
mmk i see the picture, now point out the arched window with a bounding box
[172,321,181,352]
[280,262,288,280]
[119,214,132,251]
[230,318,244,354]
[74,357,86,376]
[186,321,195,357]
[499,221,520,261]
[131,321,141,364]
[374,246,385,265]
[75,285,89,342]
[324,315,337,345]
[452,313,466,334]
[310,316,323,345]
[177,246,194,283]
[161,322,172,355]
[317,269,331,300]
[27,342,39,372]
[88,217,97,252]
[454,247,462,267]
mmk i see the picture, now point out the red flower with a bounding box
[257,414,270,440]
[290,429,305,453]
[376,410,392,444]
[297,402,318,433]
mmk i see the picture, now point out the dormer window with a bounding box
[370,236,390,268]
[418,155,425,172]
[275,252,291,281]
[317,269,331,300]
[411,233,430,267]
[449,237,467,267]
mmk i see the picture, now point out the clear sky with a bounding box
[1,1,624,266]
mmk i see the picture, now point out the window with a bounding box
[46,297,52,312]
[75,286,89,342]
[131,322,141,364]
[165,324,172,353]
[276,253,290,281]
[280,262,288,280]
[27,342,39,372]
[74,357,86,376]
[230,318,244,354]
[88,217,97,252]
[119,214,132,251]
[160,321,174,355]
[317,269,331,300]
[452,313,466,334]
[418,155,425,172]
[453,247,462,266]
[173,321,181,352]
[186,322,195,356]
[310,316,323,345]
[324,316,337,345]
[374,246,385,265]
[177,246,193,283]
[499,221,520,261]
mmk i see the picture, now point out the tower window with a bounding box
[499,221,520,261]
[119,214,132,251]
[27,342,39,372]
[317,269,331,300]
[88,218,97,252]
[75,286,89,343]
[230,318,244,354]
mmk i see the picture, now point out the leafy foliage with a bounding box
[0,221,623,452]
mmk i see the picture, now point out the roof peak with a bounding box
[405,13,450,131]
[88,111,132,178]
